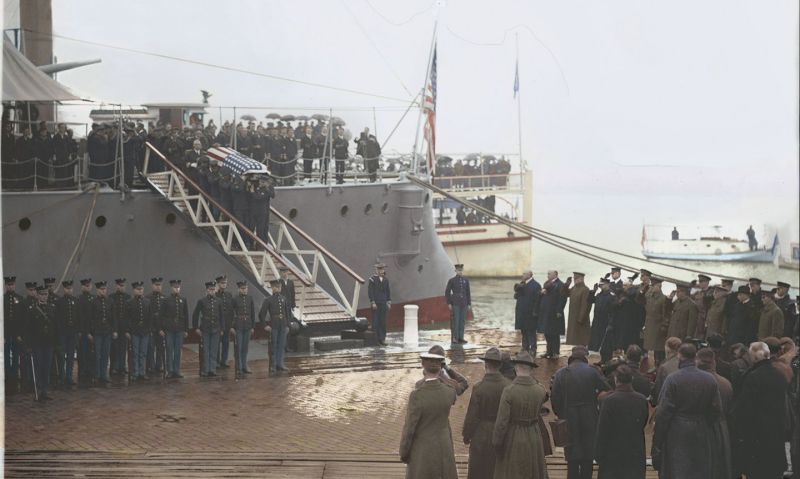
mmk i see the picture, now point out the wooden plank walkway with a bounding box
[4,451,659,478]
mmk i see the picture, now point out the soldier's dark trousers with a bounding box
[77,335,92,379]
[545,334,560,357]
[234,210,250,247]
[451,305,467,343]
[32,345,54,397]
[271,326,288,370]
[366,159,378,182]
[58,333,78,384]
[218,329,230,366]
[94,334,112,380]
[131,334,149,377]
[252,211,269,247]
[5,338,19,381]
[201,330,220,375]
[234,329,250,372]
[335,159,345,184]
[303,159,313,179]
[373,302,388,342]
[165,331,183,376]
[566,459,593,479]
[113,336,129,372]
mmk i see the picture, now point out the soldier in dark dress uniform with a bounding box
[89,281,117,383]
[445,264,471,345]
[25,286,57,400]
[193,282,223,377]
[609,266,624,294]
[206,160,222,219]
[4,277,24,385]
[43,277,58,310]
[161,280,189,378]
[249,176,275,247]
[368,263,391,346]
[55,280,80,386]
[299,126,318,181]
[589,278,615,363]
[775,281,798,338]
[125,282,151,380]
[514,271,541,354]
[332,129,349,184]
[146,277,165,374]
[215,275,234,369]
[539,271,566,359]
[76,279,94,382]
[260,280,292,373]
[218,171,234,217]
[110,278,131,375]
[231,281,256,378]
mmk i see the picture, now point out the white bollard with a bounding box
[404,304,419,348]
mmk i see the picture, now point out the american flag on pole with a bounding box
[206,147,269,177]
[423,44,437,174]
[513,58,519,98]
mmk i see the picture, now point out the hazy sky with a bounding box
[6,1,799,212]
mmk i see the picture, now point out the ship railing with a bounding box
[431,172,526,194]
[142,142,365,319]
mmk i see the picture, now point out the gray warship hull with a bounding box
[1,180,454,330]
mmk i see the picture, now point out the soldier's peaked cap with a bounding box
[698,274,712,282]
[205,281,216,288]
[151,277,163,283]
[132,281,144,288]
[236,281,247,287]
[721,279,734,284]
[640,269,653,276]
[573,272,585,277]
[95,281,107,288]
[749,277,762,284]
[454,264,464,270]
[115,278,126,284]
[4,276,15,283]
[25,282,37,289]
[610,267,621,272]
[80,278,92,285]
[36,285,48,293]
[737,285,750,294]
[169,279,181,285]
[62,280,73,287]
[374,263,386,269]
[777,281,791,289]
[215,275,227,282]
[43,277,56,284]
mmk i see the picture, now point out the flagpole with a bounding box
[411,21,438,175]
[515,33,525,172]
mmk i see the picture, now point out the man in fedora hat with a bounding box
[415,345,469,396]
[400,351,458,479]
[551,346,610,479]
[368,263,391,346]
[492,351,548,479]
[462,347,510,479]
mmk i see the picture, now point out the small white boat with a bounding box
[779,242,800,270]
[641,225,778,263]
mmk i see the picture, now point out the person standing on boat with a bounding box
[445,264,471,345]
[332,128,349,184]
[564,272,591,348]
[368,263,391,346]
[514,270,541,353]
[671,226,679,240]
[539,270,566,359]
[746,225,758,251]
[774,281,798,338]
[299,126,318,181]
[283,128,298,186]
[249,176,275,247]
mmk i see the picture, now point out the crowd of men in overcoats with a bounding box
[402,265,799,479]
[3,270,299,400]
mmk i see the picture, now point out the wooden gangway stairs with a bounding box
[142,143,365,328]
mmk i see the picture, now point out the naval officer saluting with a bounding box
[445,264,471,345]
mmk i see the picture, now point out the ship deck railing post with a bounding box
[319,256,350,314]
[311,253,320,284]
[143,147,150,176]
[350,282,361,318]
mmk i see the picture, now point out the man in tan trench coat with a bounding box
[757,289,784,340]
[400,351,458,479]
[667,283,698,340]
[643,277,669,364]
[463,347,510,479]
[492,351,548,479]
[564,272,591,346]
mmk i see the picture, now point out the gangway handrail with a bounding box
[143,142,312,287]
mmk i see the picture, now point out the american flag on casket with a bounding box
[206,147,270,177]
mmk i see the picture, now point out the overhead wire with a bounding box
[364,0,437,27]
[22,28,413,104]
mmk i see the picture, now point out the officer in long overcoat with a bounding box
[514,271,541,353]
[400,351,458,479]
[492,351,548,479]
[462,347,510,479]
[667,283,698,340]
[564,272,591,346]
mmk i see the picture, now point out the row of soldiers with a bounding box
[3,271,298,401]
[2,121,81,190]
[513,266,799,365]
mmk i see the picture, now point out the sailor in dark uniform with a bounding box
[231,175,251,247]
[445,264,471,345]
[215,275,234,369]
[283,128,298,185]
[55,280,80,386]
[25,286,57,400]
[146,277,165,374]
[110,278,131,375]
[207,160,222,219]
[218,171,234,218]
[367,263,391,346]
[125,282,151,380]
[279,266,296,310]
[4,276,24,384]
[43,277,58,309]
[76,279,94,382]
[609,267,623,294]
[299,126,318,181]
[90,281,117,383]
[332,128,349,184]
[249,176,275,247]
[193,281,223,377]
[260,280,293,373]
[231,281,256,378]
[162,280,189,379]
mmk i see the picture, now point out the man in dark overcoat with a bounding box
[538,270,565,359]
[514,270,541,353]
